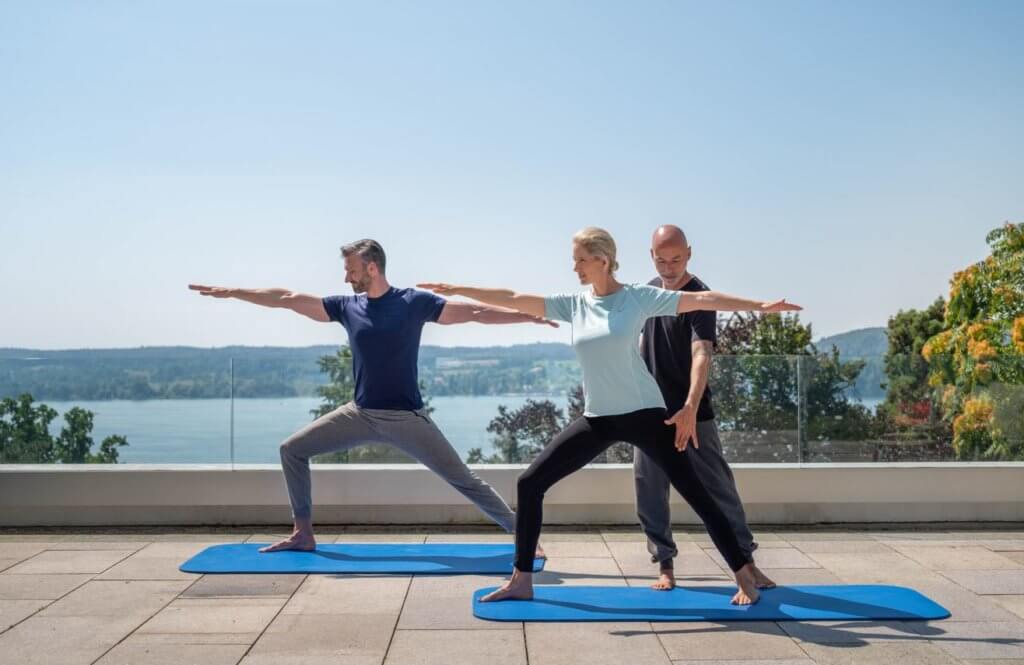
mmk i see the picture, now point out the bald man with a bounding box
[636,226,774,591]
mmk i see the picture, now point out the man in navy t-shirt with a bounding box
[190,239,556,553]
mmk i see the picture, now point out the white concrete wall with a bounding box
[1,463,1023,526]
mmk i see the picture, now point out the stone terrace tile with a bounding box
[941,569,1024,595]
[798,640,961,664]
[786,540,896,554]
[181,574,306,598]
[534,557,627,586]
[891,545,1024,571]
[0,580,190,664]
[397,573,519,631]
[4,549,137,575]
[994,596,1024,620]
[98,542,229,581]
[240,611,396,665]
[95,636,250,665]
[0,573,92,600]
[136,597,285,637]
[385,628,527,665]
[0,599,50,632]
[280,575,410,615]
[777,619,931,645]
[538,539,613,558]
[909,620,1024,659]
[526,621,672,665]
[652,620,808,661]
[801,552,941,584]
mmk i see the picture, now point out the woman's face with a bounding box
[572,243,607,285]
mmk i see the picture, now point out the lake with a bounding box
[41,395,571,464]
[36,394,885,464]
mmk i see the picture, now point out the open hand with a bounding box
[761,299,802,313]
[189,284,233,298]
[665,405,699,451]
[417,282,461,296]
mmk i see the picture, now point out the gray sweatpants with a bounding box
[633,419,757,565]
[279,401,517,532]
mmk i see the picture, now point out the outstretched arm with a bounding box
[436,302,558,327]
[677,290,801,315]
[188,284,330,322]
[417,283,547,319]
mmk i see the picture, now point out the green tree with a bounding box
[868,298,954,459]
[922,221,1024,459]
[882,298,947,418]
[0,394,128,463]
[468,399,567,463]
[466,383,634,464]
[712,312,874,461]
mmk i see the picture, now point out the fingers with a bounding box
[763,299,804,313]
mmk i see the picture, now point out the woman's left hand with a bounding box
[761,299,802,313]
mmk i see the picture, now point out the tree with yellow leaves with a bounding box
[922,222,1024,459]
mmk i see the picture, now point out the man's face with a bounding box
[344,255,372,293]
[650,243,691,285]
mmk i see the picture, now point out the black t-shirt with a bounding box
[640,274,716,421]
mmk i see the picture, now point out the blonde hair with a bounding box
[573,226,619,274]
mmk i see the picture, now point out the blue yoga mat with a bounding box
[472,584,950,622]
[180,543,545,574]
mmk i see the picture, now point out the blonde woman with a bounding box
[419,227,800,605]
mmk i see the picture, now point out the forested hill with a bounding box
[2,330,889,401]
[0,344,580,400]
[816,327,888,398]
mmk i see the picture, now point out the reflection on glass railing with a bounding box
[712,355,800,463]
[4,350,1022,464]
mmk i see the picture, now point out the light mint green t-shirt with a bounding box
[545,284,683,417]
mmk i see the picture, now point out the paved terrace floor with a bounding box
[1,525,1023,664]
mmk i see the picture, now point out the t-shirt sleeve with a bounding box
[413,290,448,323]
[321,295,348,323]
[633,285,682,318]
[544,293,576,323]
[690,308,717,348]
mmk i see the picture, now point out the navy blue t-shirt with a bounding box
[321,287,447,410]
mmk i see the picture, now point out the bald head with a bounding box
[650,225,692,288]
[651,225,688,252]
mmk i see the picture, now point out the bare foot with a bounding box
[731,563,761,605]
[480,569,533,602]
[751,563,776,589]
[535,543,546,560]
[258,532,316,553]
[651,567,676,591]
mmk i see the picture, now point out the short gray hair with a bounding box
[340,239,386,274]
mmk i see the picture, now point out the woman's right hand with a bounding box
[417,282,461,296]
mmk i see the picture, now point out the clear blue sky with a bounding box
[2,1,1021,350]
